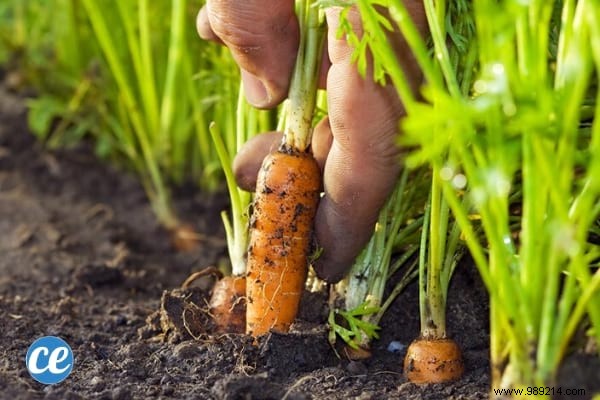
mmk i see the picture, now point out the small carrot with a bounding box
[181,267,246,333]
[209,275,246,333]
[403,337,464,384]
[403,175,464,384]
[245,149,321,336]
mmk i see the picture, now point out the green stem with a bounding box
[81,0,177,229]
[418,190,431,335]
[283,1,326,151]
[441,217,462,299]
[138,0,160,137]
[210,120,248,276]
[375,250,418,325]
[369,170,413,309]
[423,0,461,98]
[423,170,446,338]
[160,0,185,149]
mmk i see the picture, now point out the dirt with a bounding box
[0,78,595,400]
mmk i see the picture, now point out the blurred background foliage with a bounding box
[0,0,273,231]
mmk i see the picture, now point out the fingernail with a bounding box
[313,257,349,284]
[241,70,270,108]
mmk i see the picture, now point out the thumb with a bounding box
[197,1,298,108]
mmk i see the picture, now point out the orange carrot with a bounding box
[209,275,246,333]
[181,267,246,334]
[243,0,325,337]
[245,149,321,337]
[403,337,464,384]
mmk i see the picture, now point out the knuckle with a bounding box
[197,7,219,42]
[329,120,402,172]
[327,75,403,170]
[206,4,294,55]
[208,11,264,51]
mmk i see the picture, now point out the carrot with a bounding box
[243,0,325,337]
[403,337,464,384]
[400,173,464,384]
[209,275,246,333]
[181,267,246,334]
[245,149,321,336]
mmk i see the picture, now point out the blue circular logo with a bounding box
[26,336,74,384]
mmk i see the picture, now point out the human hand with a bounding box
[197,1,427,283]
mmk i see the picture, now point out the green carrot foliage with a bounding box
[2,0,244,230]
[331,0,600,391]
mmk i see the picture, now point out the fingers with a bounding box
[196,1,298,108]
[311,6,418,283]
[196,6,221,43]
[233,132,282,191]
[312,117,334,168]
[233,124,332,191]
[217,2,427,284]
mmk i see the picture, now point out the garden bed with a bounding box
[0,78,592,399]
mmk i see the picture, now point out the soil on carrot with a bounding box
[0,78,597,400]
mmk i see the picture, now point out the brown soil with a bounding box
[0,79,596,400]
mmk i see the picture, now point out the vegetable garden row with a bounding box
[1,0,599,398]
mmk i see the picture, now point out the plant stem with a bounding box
[337,167,423,349]
[210,121,246,276]
[424,167,453,339]
[210,82,265,277]
[418,191,431,335]
[137,0,160,138]
[423,0,460,98]
[81,0,178,229]
[160,0,185,151]
[282,1,326,152]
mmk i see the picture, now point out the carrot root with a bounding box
[209,275,246,334]
[403,337,464,384]
[245,149,321,337]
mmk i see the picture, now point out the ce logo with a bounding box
[26,336,74,384]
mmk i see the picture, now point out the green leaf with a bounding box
[26,96,66,140]
[328,301,381,349]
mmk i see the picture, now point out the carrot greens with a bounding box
[329,167,426,353]
[3,0,244,240]
[331,0,600,393]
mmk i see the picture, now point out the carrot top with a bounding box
[281,0,326,153]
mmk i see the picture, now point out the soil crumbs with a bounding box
[0,80,498,400]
